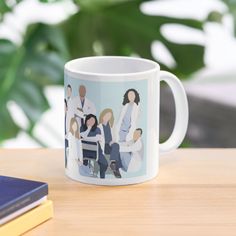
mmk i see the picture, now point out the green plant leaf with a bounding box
[62,0,204,78]
[0,0,206,145]
[0,24,69,142]
[0,1,11,17]
[75,0,133,10]
[0,105,20,141]
[221,0,236,35]
[0,0,22,20]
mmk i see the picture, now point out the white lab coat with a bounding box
[65,97,75,135]
[73,96,96,126]
[67,132,83,177]
[119,138,143,172]
[115,103,139,142]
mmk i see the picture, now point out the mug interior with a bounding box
[65,56,159,76]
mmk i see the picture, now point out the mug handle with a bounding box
[159,71,189,154]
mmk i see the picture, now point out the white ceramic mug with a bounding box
[64,56,188,185]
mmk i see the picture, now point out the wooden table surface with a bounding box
[0,149,236,236]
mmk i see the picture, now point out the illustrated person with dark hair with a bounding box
[116,89,140,142]
[80,114,108,178]
[74,85,96,127]
[98,109,122,178]
[119,128,143,173]
[67,117,83,179]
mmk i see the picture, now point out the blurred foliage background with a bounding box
[0,0,235,147]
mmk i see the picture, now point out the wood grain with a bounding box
[0,149,236,236]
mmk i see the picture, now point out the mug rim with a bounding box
[64,56,160,78]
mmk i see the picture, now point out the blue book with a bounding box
[0,176,48,220]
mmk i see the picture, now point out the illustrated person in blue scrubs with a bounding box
[74,85,96,127]
[116,89,140,142]
[80,114,108,179]
[98,109,122,178]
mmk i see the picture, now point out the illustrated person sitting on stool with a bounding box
[80,114,108,179]
[98,108,122,178]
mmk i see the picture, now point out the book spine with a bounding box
[0,200,53,236]
[0,184,48,219]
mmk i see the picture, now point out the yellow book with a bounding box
[0,200,53,236]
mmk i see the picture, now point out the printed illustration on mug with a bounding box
[65,83,145,179]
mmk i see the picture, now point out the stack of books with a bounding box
[0,175,53,235]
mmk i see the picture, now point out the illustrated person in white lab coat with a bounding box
[119,128,143,172]
[98,108,122,178]
[67,117,83,179]
[74,85,96,127]
[116,89,140,142]
[65,84,75,135]
[65,84,76,169]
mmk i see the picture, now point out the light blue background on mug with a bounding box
[65,74,148,178]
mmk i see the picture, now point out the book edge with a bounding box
[0,200,53,236]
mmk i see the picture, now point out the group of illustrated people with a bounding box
[64,84,143,179]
